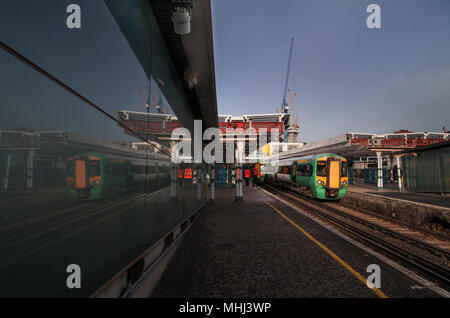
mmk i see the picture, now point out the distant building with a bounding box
[393,129,413,134]
[131,141,164,153]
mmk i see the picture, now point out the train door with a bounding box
[75,159,87,189]
[327,158,341,190]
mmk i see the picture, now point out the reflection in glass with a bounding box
[0,0,205,297]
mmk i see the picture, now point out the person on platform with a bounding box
[252,167,258,187]
[184,167,193,188]
[178,166,184,186]
[393,165,398,182]
[244,168,251,187]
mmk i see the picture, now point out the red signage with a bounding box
[122,120,285,134]
[122,120,182,134]
[219,122,284,133]
[351,138,446,147]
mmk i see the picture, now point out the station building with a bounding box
[269,131,450,192]
[117,110,304,163]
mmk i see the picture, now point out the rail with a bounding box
[263,184,450,291]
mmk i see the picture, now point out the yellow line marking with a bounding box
[0,201,142,269]
[265,201,388,298]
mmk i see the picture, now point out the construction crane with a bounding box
[281,37,294,114]
[139,81,166,114]
[138,88,149,112]
[287,89,298,129]
[139,79,152,112]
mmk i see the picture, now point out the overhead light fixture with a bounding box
[171,1,193,35]
[183,66,198,89]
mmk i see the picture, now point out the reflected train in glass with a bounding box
[66,153,170,199]
[263,153,348,200]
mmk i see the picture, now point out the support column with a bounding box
[235,163,239,200]
[235,163,243,201]
[170,164,177,201]
[396,155,403,192]
[26,150,35,190]
[376,151,383,191]
[197,165,202,201]
[211,162,215,201]
[4,152,11,190]
[235,142,244,202]
[387,155,393,182]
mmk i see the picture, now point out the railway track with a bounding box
[262,184,450,291]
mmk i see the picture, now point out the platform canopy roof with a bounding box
[0,130,168,159]
[269,132,450,161]
[105,0,218,133]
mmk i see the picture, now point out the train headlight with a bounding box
[317,180,324,185]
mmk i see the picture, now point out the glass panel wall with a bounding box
[0,0,204,297]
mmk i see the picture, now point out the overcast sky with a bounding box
[212,0,450,142]
[0,1,449,144]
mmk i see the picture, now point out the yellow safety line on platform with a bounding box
[265,201,388,299]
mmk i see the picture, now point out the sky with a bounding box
[211,0,450,142]
[0,0,449,144]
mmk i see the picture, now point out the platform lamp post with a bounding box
[235,163,243,202]
[235,141,244,201]
[26,150,35,190]
[197,164,203,201]
[3,152,12,190]
[376,151,384,191]
[211,157,215,201]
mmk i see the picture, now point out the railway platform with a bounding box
[344,183,450,231]
[152,186,446,298]
[348,183,450,208]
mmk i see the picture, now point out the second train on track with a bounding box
[261,153,348,200]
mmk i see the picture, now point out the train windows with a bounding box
[305,164,312,177]
[341,161,348,177]
[307,164,312,176]
[105,163,115,176]
[105,163,126,176]
[89,160,101,176]
[297,164,305,176]
[133,165,146,174]
[316,161,327,177]
[277,165,291,174]
[296,164,313,177]
[66,161,75,177]
[282,166,291,174]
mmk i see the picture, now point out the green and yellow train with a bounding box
[65,153,170,200]
[261,153,348,200]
